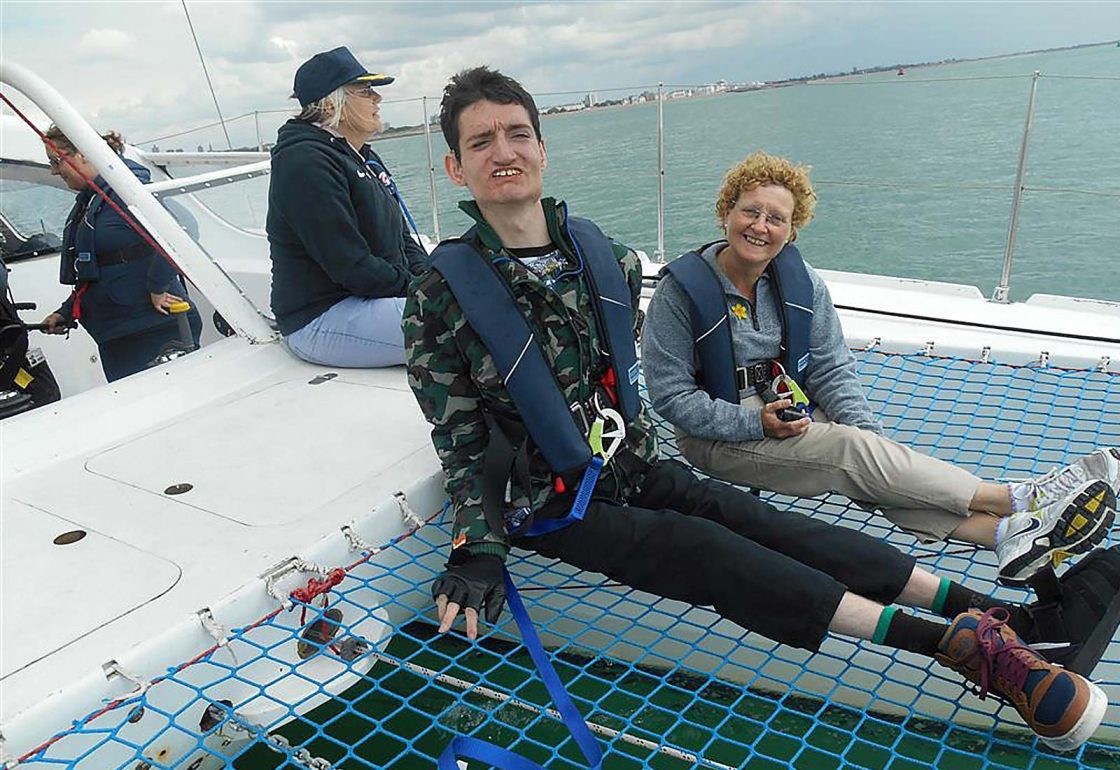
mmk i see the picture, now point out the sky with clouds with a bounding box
[2,1,1118,149]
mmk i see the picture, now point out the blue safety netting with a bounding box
[9,351,1120,770]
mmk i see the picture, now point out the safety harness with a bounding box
[430,215,640,539]
[59,171,158,321]
[662,241,815,408]
[364,155,422,242]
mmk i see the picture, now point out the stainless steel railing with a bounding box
[994,71,1040,304]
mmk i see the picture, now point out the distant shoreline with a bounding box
[155,39,1116,150]
[778,38,1116,87]
[372,39,1115,144]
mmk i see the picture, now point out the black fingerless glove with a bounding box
[431,551,507,625]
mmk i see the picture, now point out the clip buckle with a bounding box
[570,401,590,436]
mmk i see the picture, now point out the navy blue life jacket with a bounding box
[662,242,813,404]
[430,215,641,475]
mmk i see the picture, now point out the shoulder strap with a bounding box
[430,240,591,474]
[564,217,642,421]
[767,244,814,387]
[661,247,739,404]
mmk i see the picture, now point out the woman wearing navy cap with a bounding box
[267,46,428,367]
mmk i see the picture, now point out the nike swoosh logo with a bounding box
[1030,641,1074,651]
[1013,517,1043,537]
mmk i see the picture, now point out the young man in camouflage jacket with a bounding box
[401,66,1112,751]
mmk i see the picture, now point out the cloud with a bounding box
[270,36,300,58]
[77,28,136,58]
[3,1,1118,149]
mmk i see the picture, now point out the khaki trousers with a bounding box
[677,394,983,543]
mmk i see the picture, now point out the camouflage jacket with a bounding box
[403,197,659,559]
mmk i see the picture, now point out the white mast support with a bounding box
[145,161,271,196]
[422,95,441,242]
[993,70,1040,304]
[655,83,665,262]
[1,60,277,342]
[143,151,269,167]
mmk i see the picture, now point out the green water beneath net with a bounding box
[234,623,1117,770]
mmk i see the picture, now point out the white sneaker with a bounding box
[996,479,1116,585]
[1010,448,1120,513]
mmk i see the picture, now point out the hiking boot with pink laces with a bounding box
[936,608,1106,752]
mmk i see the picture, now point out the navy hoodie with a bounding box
[266,119,428,335]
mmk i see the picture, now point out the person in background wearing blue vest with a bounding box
[402,67,1113,752]
[267,46,428,368]
[643,152,1120,587]
[39,125,202,382]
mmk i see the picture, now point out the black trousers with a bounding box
[516,459,916,651]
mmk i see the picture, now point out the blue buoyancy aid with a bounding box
[662,242,814,403]
[430,215,641,475]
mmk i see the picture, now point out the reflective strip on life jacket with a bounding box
[564,216,641,422]
[767,244,814,386]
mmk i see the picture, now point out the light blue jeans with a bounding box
[283,295,406,368]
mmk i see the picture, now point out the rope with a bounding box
[289,568,346,605]
[180,0,232,150]
[0,91,185,278]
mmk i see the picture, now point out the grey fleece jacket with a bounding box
[642,241,882,442]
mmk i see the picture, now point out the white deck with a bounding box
[1,338,438,737]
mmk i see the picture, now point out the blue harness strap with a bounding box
[519,456,605,537]
[432,245,592,474]
[437,569,604,770]
[365,156,421,239]
[664,243,815,398]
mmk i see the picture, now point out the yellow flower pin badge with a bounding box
[730,302,749,321]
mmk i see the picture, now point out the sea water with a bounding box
[375,43,1119,304]
[7,45,1116,304]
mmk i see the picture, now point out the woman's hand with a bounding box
[150,291,184,315]
[761,398,811,439]
[41,312,70,334]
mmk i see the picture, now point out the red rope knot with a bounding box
[289,568,346,604]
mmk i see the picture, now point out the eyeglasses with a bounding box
[347,84,381,98]
[739,206,790,228]
[47,153,70,169]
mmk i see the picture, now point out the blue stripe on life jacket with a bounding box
[662,242,814,399]
[661,247,739,404]
[430,218,639,474]
[768,243,814,386]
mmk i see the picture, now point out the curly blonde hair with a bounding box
[715,151,816,240]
